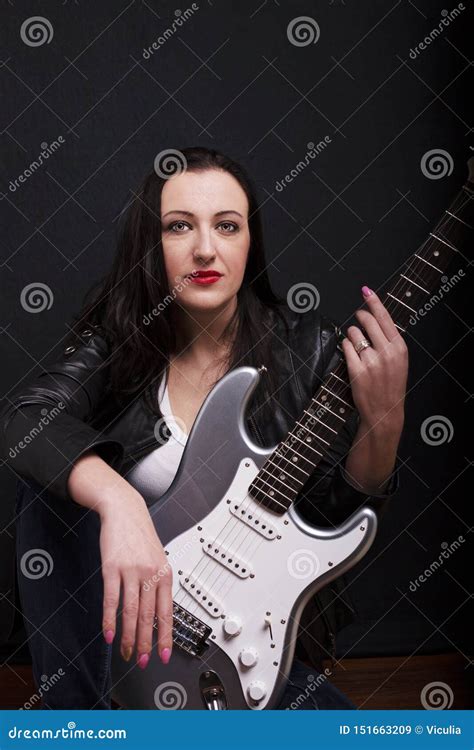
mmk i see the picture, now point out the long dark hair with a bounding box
[67,146,289,418]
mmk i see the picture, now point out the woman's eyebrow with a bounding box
[161,209,244,219]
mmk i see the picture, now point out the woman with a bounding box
[1,147,407,709]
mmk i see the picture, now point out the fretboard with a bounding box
[249,164,474,514]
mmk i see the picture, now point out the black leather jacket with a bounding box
[0,305,399,669]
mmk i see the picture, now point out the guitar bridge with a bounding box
[154,602,212,657]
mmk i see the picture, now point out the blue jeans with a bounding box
[15,480,355,711]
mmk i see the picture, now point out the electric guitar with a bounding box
[111,157,473,709]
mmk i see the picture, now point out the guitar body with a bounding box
[111,367,377,709]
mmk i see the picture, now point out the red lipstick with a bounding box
[187,270,223,285]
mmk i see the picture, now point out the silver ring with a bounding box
[354,338,371,354]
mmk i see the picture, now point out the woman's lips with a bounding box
[189,275,222,285]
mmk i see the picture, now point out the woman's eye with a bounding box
[218,222,238,232]
[167,221,189,232]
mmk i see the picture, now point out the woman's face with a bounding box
[160,168,251,316]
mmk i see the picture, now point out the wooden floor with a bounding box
[0,652,470,709]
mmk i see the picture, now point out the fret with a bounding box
[386,292,417,314]
[272,451,310,478]
[288,425,327,453]
[251,475,293,504]
[329,371,347,385]
[445,209,472,229]
[320,385,352,410]
[399,273,429,294]
[394,322,406,333]
[276,442,315,470]
[414,253,442,273]
[313,399,345,422]
[302,409,338,434]
[429,232,458,252]
[262,462,305,487]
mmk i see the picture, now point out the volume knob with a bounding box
[247,680,267,702]
[223,615,242,637]
[239,647,258,667]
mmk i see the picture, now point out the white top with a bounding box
[124,371,187,502]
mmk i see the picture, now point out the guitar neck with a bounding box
[249,161,474,515]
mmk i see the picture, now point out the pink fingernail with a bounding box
[362,285,373,297]
[104,630,115,644]
[137,652,150,670]
[160,648,171,664]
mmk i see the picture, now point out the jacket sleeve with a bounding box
[0,325,125,503]
[295,314,400,528]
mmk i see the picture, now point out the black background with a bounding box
[1,0,472,681]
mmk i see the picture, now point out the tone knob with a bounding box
[247,681,267,702]
[223,615,242,637]
[239,647,258,667]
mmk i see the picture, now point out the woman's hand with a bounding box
[99,490,173,669]
[66,452,173,670]
[341,286,408,433]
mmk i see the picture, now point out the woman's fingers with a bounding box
[135,573,158,670]
[120,575,140,662]
[156,567,174,664]
[360,287,400,341]
[102,565,120,645]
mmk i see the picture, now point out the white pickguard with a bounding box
[164,457,375,709]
